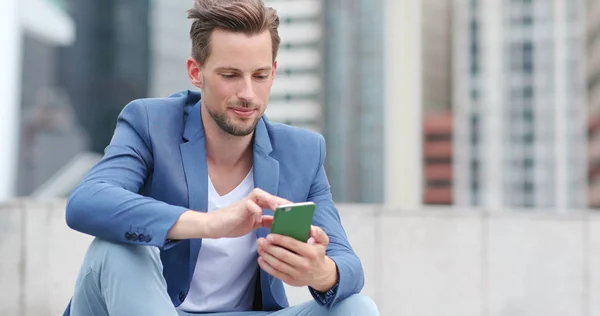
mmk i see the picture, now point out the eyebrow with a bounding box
[215,66,272,72]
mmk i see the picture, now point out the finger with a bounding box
[258,256,294,285]
[257,243,300,278]
[273,196,292,206]
[309,226,329,245]
[261,215,274,228]
[250,189,279,210]
[259,238,305,271]
[252,188,292,207]
[266,233,311,257]
[249,188,291,210]
[245,199,263,225]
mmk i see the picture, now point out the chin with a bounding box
[239,123,258,133]
[223,120,259,136]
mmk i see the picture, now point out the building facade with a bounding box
[322,0,385,203]
[422,0,454,205]
[423,113,454,205]
[454,0,587,209]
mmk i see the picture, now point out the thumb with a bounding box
[309,226,328,245]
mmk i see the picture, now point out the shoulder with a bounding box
[266,119,325,147]
[264,118,327,164]
[117,90,199,131]
[122,90,196,118]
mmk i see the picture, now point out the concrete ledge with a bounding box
[2,199,600,315]
[0,199,93,316]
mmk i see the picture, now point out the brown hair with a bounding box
[187,0,281,65]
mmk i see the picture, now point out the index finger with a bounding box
[250,188,291,210]
[266,233,311,256]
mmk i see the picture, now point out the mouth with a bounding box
[230,107,257,118]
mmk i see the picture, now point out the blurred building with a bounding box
[453,0,587,209]
[264,0,324,133]
[422,0,454,115]
[322,0,385,203]
[589,0,600,208]
[9,0,151,197]
[149,0,195,97]
[59,0,151,154]
[423,113,454,205]
[422,0,454,205]
[0,0,76,200]
[321,0,454,205]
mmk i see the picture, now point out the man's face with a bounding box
[192,29,276,136]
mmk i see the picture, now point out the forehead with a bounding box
[205,28,273,70]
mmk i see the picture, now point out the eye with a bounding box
[221,74,237,79]
[255,74,268,80]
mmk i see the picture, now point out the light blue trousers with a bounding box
[69,238,379,316]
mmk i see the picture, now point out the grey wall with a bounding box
[1,200,599,316]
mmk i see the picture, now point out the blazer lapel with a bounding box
[252,118,279,239]
[180,101,207,279]
[252,118,281,305]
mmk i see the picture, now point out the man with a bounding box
[63,0,378,315]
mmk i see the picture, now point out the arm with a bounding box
[65,101,208,248]
[307,135,365,308]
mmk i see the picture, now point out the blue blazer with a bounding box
[63,90,364,314]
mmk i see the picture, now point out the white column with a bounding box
[554,0,568,210]
[0,0,22,201]
[384,0,423,210]
[482,0,504,209]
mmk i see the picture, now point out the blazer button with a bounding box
[179,292,186,302]
[138,234,145,241]
[145,235,152,243]
[125,232,132,240]
[130,233,138,240]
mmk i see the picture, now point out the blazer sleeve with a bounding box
[306,135,365,309]
[65,100,188,248]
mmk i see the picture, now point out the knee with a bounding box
[86,238,161,270]
[333,294,379,316]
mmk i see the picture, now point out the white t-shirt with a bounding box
[177,168,258,312]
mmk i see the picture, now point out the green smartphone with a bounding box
[270,202,316,242]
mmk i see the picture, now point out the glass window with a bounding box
[523,42,534,73]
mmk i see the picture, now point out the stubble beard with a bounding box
[206,100,262,137]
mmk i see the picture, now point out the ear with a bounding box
[187,57,203,89]
[272,61,277,80]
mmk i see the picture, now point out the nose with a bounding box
[237,77,256,101]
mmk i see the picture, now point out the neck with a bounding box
[201,105,254,168]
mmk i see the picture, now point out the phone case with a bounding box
[270,202,316,242]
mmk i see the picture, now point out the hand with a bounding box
[206,188,290,238]
[257,225,338,292]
